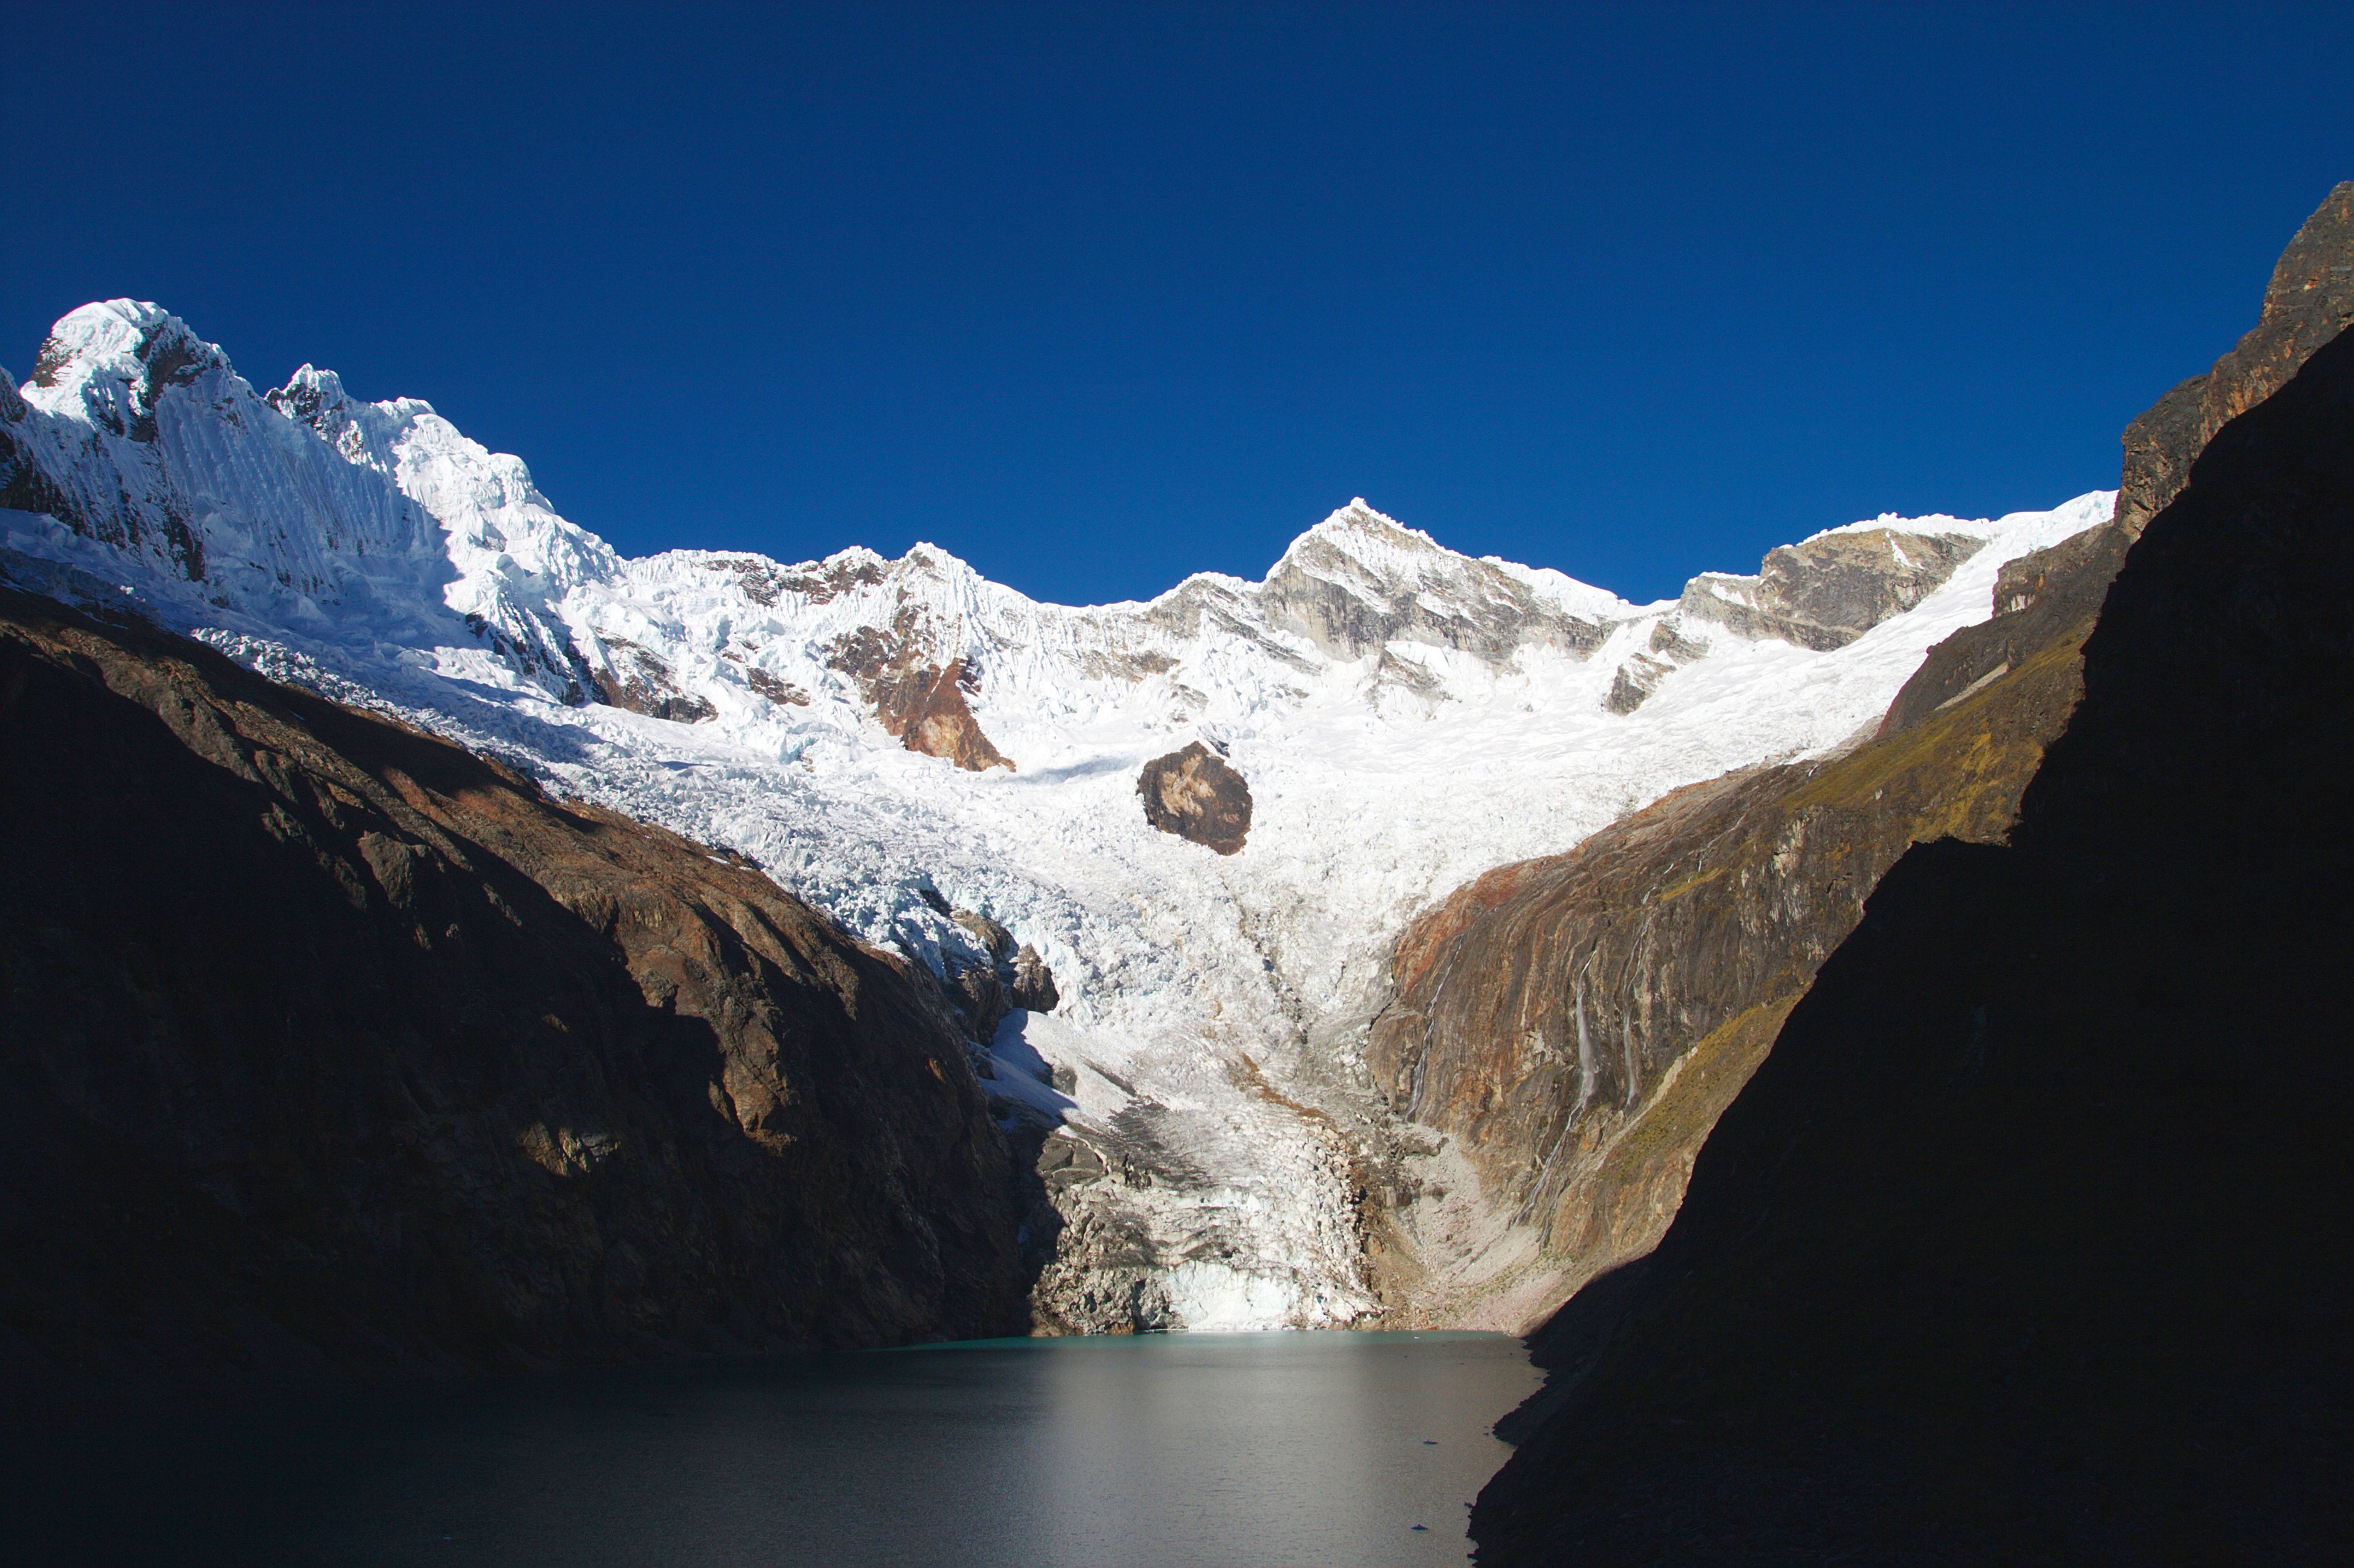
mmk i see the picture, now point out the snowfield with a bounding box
[1,300,2114,1330]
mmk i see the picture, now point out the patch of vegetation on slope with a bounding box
[1366,555,2107,1320]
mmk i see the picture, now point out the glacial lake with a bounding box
[8,1331,1541,1567]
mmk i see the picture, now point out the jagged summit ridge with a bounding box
[5,299,2000,690]
[24,300,233,414]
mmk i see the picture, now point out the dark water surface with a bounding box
[8,1331,1540,1567]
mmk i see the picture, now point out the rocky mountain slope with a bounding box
[2,291,2106,1333]
[1470,182,2354,1564]
[1361,601,2105,1328]
[1361,182,2354,1335]
[0,585,1022,1397]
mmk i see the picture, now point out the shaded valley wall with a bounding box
[1472,236,2354,1568]
[0,590,1023,1399]
[1364,182,2354,1330]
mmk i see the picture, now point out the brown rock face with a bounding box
[1136,742,1253,855]
[742,666,810,706]
[1369,184,2354,1340]
[699,554,886,608]
[926,907,1059,1041]
[0,588,1023,1394]
[826,617,1013,771]
[871,660,1013,772]
[952,908,1015,962]
[1368,609,2091,1317]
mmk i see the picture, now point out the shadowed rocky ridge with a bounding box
[2114,179,2354,538]
[1883,179,2353,731]
[1470,228,2354,1566]
[1363,185,2354,1333]
[0,588,1024,1399]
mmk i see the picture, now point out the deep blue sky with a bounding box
[7,4,2350,605]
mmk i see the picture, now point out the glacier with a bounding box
[1,299,2115,1331]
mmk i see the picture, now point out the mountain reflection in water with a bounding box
[9,1331,1540,1567]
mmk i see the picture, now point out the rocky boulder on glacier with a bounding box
[1137,741,1254,855]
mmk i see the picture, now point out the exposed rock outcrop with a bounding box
[875,659,1013,772]
[911,903,1061,1047]
[1677,526,1985,651]
[702,552,887,607]
[953,907,1016,961]
[1368,181,2354,1336]
[1016,1104,1220,1336]
[0,588,1024,1396]
[1601,616,1715,714]
[1603,525,1986,713]
[1260,503,1614,663]
[826,613,1013,771]
[1008,945,1060,1012]
[1137,741,1253,854]
[1366,608,2092,1320]
[1601,654,1669,715]
[741,665,810,706]
[589,635,717,723]
[1473,237,2354,1568]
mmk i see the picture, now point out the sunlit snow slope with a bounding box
[1,301,2114,1330]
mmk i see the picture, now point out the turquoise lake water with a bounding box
[8,1330,1541,1566]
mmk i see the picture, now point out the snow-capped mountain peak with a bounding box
[22,300,232,424]
[1279,497,1446,565]
[1,298,2116,1334]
